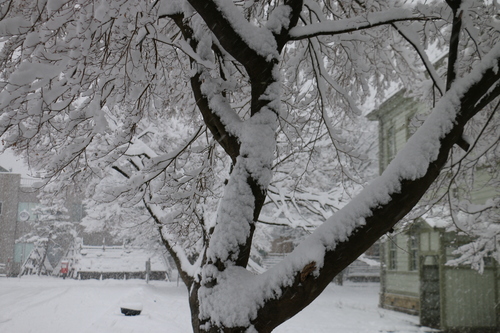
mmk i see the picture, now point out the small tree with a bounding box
[19,192,75,276]
[0,0,499,332]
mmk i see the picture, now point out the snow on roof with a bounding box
[357,254,380,267]
[73,246,168,273]
[422,214,450,229]
[366,50,448,119]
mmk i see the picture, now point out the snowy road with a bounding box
[0,277,435,333]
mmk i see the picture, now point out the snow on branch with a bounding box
[169,13,243,161]
[102,126,206,203]
[192,0,279,59]
[290,9,435,40]
[185,0,280,91]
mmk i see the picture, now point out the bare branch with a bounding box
[391,22,445,96]
[290,9,438,40]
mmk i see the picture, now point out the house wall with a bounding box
[373,93,428,316]
[370,84,499,332]
[469,171,497,205]
[380,233,420,315]
[368,90,426,172]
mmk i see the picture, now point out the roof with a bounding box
[73,246,168,273]
[367,54,448,122]
[0,165,9,172]
[366,89,417,121]
[422,215,451,229]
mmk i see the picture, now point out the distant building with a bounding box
[0,168,39,275]
[0,167,85,276]
[368,89,499,332]
[61,240,174,281]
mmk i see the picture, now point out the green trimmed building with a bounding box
[368,91,499,332]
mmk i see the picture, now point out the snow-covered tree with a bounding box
[0,0,499,332]
[18,191,75,276]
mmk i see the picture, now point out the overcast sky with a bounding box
[0,148,32,177]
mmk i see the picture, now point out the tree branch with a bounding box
[273,0,304,52]
[169,14,241,163]
[391,22,445,96]
[169,10,270,271]
[445,1,462,91]
[185,0,273,74]
[185,0,279,115]
[289,9,438,40]
[144,201,196,288]
[252,48,500,332]
[445,1,470,152]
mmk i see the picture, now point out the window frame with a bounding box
[408,233,419,271]
[388,238,397,270]
[385,122,397,167]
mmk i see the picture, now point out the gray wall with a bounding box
[0,172,21,264]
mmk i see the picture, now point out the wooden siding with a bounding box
[442,267,498,329]
[380,100,420,171]
[385,271,420,296]
[381,292,420,315]
[470,171,498,205]
[367,91,427,173]
[386,232,422,272]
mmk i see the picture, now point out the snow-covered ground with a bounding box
[0,276,435,333]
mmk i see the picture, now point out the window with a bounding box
[406,112,417,140]
[18,202,40,221]
[386,124,396,167]
[388,239,397,270]
[409,234,419,271]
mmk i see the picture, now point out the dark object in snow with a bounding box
[121,307,141,316]
[120,302,143,316]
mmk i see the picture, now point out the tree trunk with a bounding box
[37,237,51,276]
